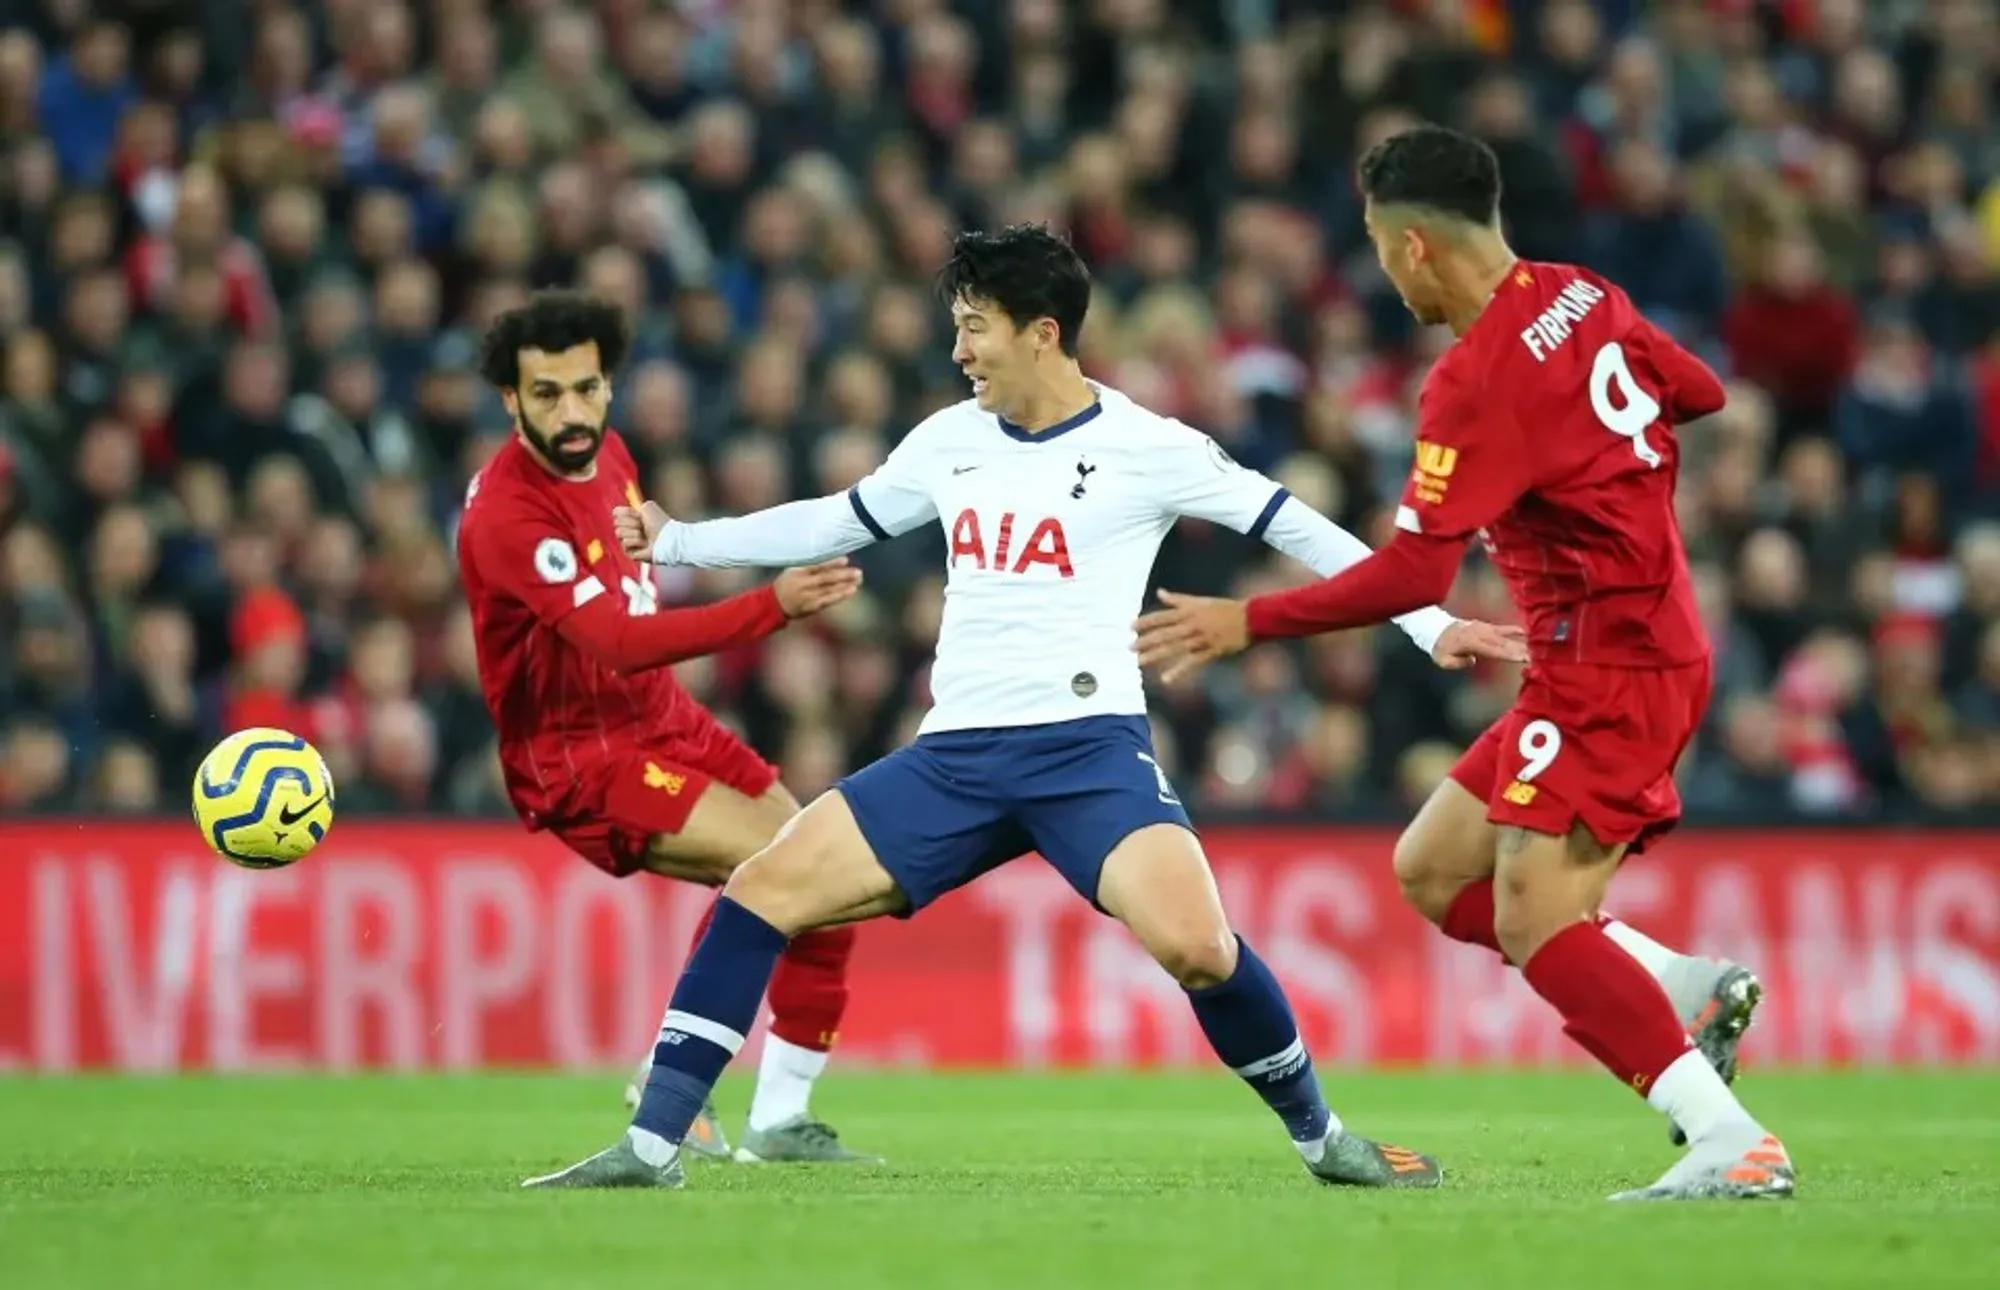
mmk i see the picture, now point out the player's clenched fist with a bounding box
[774,559,864,619]
[613,501,668,562]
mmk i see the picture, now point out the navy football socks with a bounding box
[629,897,788,1156]
[1186,936,1336,1148]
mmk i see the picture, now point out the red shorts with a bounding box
[1450,658,1713,854]
[549,709,780,878]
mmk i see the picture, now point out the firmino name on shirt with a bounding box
[1519,278,1607,363]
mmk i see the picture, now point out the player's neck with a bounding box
[1440,245,1521,337]
[1000,365,1097,433]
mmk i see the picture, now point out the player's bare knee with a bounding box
[720,844,817,934]
[717,812,831,930]
[1147,920,1239,990]
[1394,779,1499,925]
[1391,828,1459,925]
[721,791,898,935]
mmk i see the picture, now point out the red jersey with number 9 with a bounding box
[1394,261,1725,668]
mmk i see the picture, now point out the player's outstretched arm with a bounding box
[1144,426,1523,674]
[1135,534,1479,683]
[1243,530,1467,639]
[627,493,885,570]
[1252,500,1526,668]
[623,432,941,569]
[1252,495,1460,656]
[556,560,862,675]
[1240,363,1536,644]
[463,489,859,677]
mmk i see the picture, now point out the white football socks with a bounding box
[1293,1110,1345,1165]
[1602,917,1722,1022]
[627,1125,676,1166]
[1600,918,1680,978]
[747,1034,829,1132]
[1646,1048,1753,1144]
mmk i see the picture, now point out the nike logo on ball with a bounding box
[277,796,326,827]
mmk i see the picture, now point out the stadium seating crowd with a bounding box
[4,0,2000,821]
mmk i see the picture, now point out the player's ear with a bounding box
[1402,224,1427,269]
[501,387,519,420]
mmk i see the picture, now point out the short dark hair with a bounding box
[935,224,1091,356]
[478,290,629,388]
[1357,125,1502,227]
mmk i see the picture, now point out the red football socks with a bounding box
[686,897,855,1054]
[1521,920,1692,1096]
[1439,878,1505,954]
[768,927,855,1052]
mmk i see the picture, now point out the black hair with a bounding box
[478,290,630,389]
[1357,125,1503,227]
[935,224,1091,356]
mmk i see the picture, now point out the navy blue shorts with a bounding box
[834,716,1194,914]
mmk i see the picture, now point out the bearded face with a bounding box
[508,341,612,474]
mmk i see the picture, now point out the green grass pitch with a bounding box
[2,1071,1995,1289]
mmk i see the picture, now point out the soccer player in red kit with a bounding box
[1135,127,1794,1200]
[457,292,880,1164]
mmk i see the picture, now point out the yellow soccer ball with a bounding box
[191,727,336,868]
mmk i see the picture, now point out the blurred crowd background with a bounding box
[5,0,2000,822]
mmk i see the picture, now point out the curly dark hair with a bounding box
[935,224,1091,356]
[477,290,630,389]
[1357,125,1503,227]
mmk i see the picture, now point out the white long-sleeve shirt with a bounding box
[651,385,1457,734]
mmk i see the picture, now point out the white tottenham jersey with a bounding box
[651,384,1457,735]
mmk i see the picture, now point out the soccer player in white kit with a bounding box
[523,225,1525,1192]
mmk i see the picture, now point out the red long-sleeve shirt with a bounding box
[455,432,788,828]
[1250,262,1723,666]
[1248,531,1462,640]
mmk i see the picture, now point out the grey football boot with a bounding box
[1611,1125,1796,1202]
[734,1115,883,1164]
[522,1133,685,1190]
[1305,1129,1445,1189]
[1661,961,1763,1146]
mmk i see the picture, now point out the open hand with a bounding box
[1132,590,1251,684]
[1431,619,1529,670]
[774,559,864,619]
[613,501,669,562]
